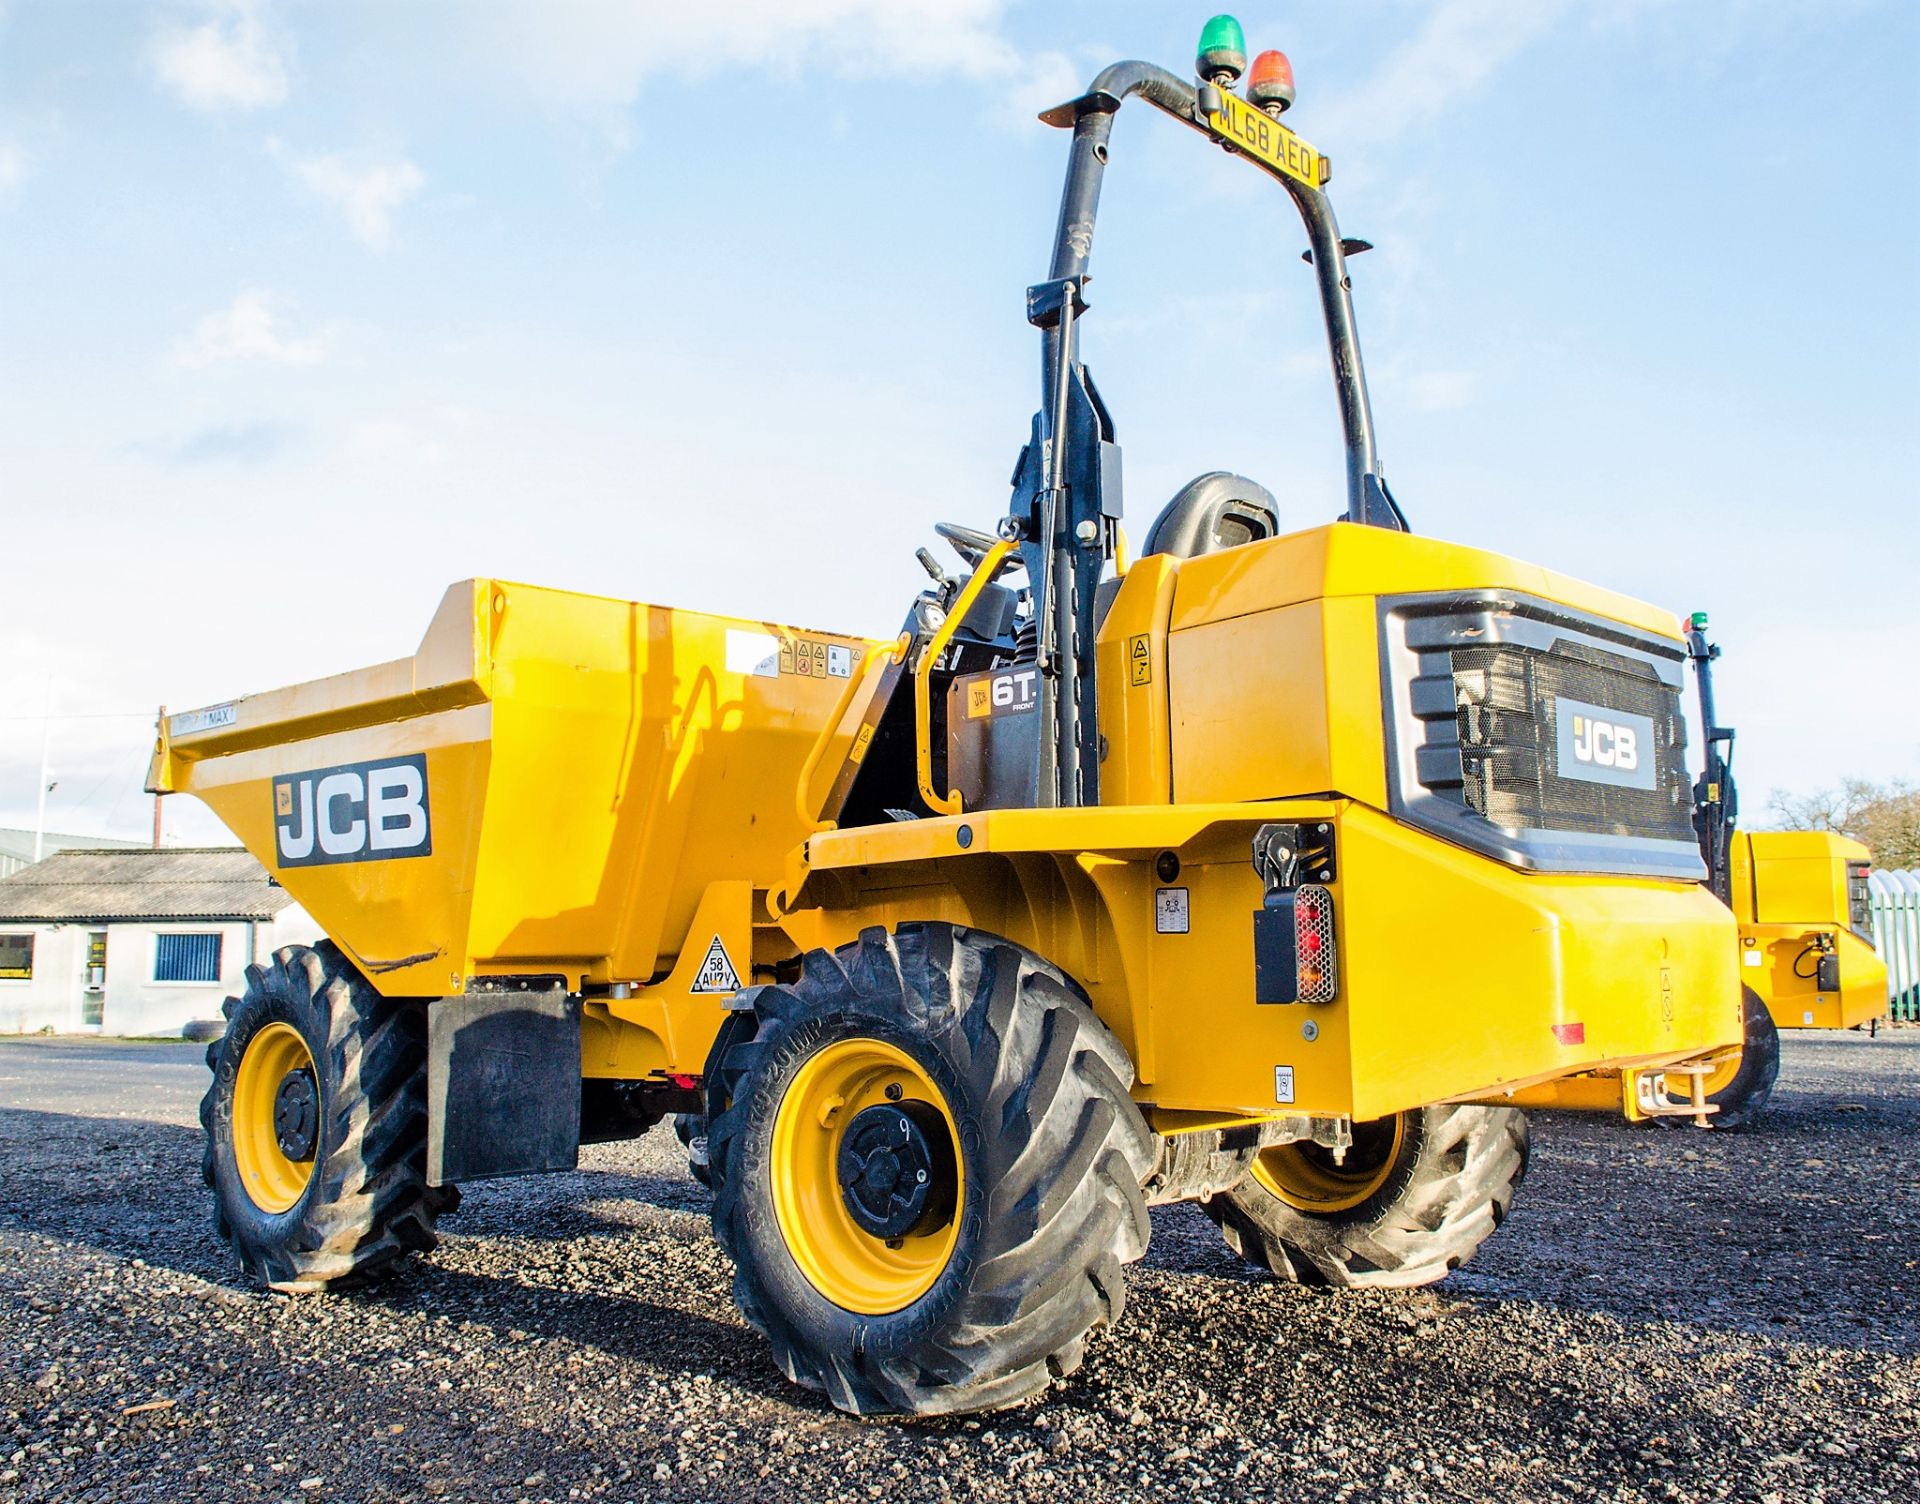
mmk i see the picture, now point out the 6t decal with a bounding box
[273,754,432,868]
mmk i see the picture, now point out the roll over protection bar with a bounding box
[1037,61,1392,530]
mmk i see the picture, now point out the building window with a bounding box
[154,932,223,983]
[0,933,31,980]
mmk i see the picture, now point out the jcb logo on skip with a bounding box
[274,754,432,868]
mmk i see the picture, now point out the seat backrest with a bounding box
[1142,471,1280,559]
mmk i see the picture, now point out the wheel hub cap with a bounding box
[838,1102,950,1238]
[274,1069,318,1161]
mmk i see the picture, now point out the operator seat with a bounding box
[1142,471,1280,558]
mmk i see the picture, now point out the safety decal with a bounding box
[1129,634,1152,686]
[1273,1065,1295,1105]
[779,637,854,679]
[691,936,742,994]
[1154,887,1189,934]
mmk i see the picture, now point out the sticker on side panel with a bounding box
[691,936,741,994]
[170,703,237,735]
[1273,1065,1296,1105]
[273,754,431,869]
[1128,634,1152,687]
[969,666,1039,718]
[1155,887,1189,934]
[1742,949,1762,967]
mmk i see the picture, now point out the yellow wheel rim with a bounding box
[232,1021,319,1215]
[1679,1048,1743,1101]
[770,1037,965,1315]
[1253,1114,1405,1214]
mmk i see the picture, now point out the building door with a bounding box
[81,931,106,1029]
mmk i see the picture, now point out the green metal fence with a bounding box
[1868,869,1920,1022]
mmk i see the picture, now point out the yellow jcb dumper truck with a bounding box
[150,20,1739,1416]
[1513,613,1887,1129]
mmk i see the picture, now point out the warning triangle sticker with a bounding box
[690,935,742,994]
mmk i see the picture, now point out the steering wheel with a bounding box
[934,521,1002,568]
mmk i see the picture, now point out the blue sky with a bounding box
[1,0,1915,846]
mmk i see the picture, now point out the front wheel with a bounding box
[200,943,446,1292]
[707,924,1154,1415]
[1204,1105,1528,1289]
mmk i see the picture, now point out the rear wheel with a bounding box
[1204,1105,1528,1289]
[201,943,446,1292]
[1669,986,1778,1131]
[707,923,1154,1415]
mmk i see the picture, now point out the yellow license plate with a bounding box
[1205,90,1327,190]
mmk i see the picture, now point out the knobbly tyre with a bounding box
[150,18,1741,1416]
[1509,613,1888,1130]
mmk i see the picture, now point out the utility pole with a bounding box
[152,705,166,850]
[32,696,51,863]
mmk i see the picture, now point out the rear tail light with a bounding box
[1254,878,1339,1005]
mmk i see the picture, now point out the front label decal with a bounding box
[967,666,1038,719]
[1273,1066,1296,1105]
[274,754,431,869]
[691,936,741,994]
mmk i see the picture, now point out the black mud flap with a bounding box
[427,987,580,1185]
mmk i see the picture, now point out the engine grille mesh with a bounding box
[1425,640,1694,844]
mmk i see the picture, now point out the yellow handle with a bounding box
[915,537,1018,818]
[796,635,909,832]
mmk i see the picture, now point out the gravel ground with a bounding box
[2,1031,1915,1504]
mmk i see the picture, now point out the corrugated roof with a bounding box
[0,828,147,862]
[0,847,298,922]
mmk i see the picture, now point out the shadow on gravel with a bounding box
[360,1260,816,1409]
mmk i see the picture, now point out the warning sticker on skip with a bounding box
[1273,1066,1296,1105]
[691,936,741,994]
[778,637,855,679]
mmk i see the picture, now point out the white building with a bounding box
[0,848,320,1037]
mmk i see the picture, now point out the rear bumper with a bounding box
[1335,804,1741,1120]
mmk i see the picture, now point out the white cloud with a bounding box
[176,291,330,369]
[0,140,23,195]
[151,0,290,113]
[452,0,1072,138]
[1317,0,1571,145]
[293,154,424,251]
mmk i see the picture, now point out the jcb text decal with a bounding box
[273,754,432,868]
[1555,698,1657,791]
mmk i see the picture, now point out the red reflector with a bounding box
[1551,1022,1586,1046]
[1301,931,1323,954]
[669,1073,699,1091]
